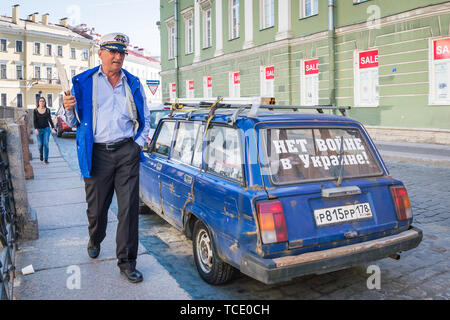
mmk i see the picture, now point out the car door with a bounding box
[139,120,176,216]
[159,120,202,228]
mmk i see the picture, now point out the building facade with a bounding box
[160,0,450,144]
[0,5,94,111]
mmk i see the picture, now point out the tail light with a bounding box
[391,186,412,221]
[257,200,288,244]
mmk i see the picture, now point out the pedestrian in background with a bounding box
[61,32,150,283]
[34,96,56,164]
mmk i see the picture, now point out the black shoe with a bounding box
[87,240,100,259]
[40,154,43,161]
[120,268,143,283]
[44,160,49,164]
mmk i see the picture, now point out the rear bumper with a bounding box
[240,227,423,285]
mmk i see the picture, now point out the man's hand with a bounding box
[63,90,76,110]
[35,129,39,136]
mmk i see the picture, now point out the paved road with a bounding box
[54,134,450,300]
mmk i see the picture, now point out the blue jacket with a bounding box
[72,66,146,178]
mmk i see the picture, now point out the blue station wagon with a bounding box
[139,103,423,285]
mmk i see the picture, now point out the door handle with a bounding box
[156,163,162,171]
[184,174,193,184]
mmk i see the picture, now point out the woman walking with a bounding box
[34,97,56,164]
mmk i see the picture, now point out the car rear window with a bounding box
[150,110,171,129]
[259,127,383,185]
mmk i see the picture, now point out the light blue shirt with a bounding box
[61,66,150,147]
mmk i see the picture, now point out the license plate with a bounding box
[314,203,373,227]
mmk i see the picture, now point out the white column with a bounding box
[243,0,254,49]
[275,0,292,41]
[194,0,201,62]
[215,0,224,56]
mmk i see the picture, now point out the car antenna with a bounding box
[336,135,345,187]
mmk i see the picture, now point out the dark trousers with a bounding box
[83,139,141,270]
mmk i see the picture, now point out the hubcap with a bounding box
[196,229,213,273]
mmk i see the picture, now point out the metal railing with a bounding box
[0,129,17,300]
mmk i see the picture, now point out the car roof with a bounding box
[169,109,360,126]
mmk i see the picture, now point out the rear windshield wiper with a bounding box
[336,135,345,186]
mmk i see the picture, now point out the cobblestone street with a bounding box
[55,135,450,299]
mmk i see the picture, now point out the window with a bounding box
[300,0,318,18]
[34,42,41,55]
[153,121,175,157]
[167,21,176,60]
[17,93,23,108]
[82,49,89,60]
[172,121,202,166]
[229,0,240,40]
[15,40,23,53]
[16,64,23,80]
[47,67,52,82]
[0,39,6,52]
[185,17,194,54]
[57,45,63,57]
[229,71,240,97]
[35,94,41,105]
[260,0,274,29]
[260,65,275,97]
[71,68,77,78]
[430,38,450,105]
[206,126,243,182]
[1,94,6,107]
[34,66,41,80]
[354,49,379,107]
[47,94,53,108]
[301,58,319,105]
[204,76,213,98]
[71,47,76,59]
[203,9,212,48]
[0,64,6,80]
[186,80,195,98]
[46,44,52,56]
[259,127,382,185]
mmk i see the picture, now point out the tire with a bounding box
[192,220,235,285]
[138,197,151,215]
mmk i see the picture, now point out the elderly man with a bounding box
[62,33,149,283]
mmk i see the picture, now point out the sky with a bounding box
[0,0,161,57]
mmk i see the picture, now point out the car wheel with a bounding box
[193,220,234,285]
[138,197,151,215]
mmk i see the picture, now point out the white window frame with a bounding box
[0,94,7,107]
[47,93,53,108]
[260,65,275,97]
[167,19,176,60]
[354,49,379,108]
[17,93,23,108]
[34,65,41,80]
[299,0,319,19]
[0,63,7,80]
[0,38,7,52]
[45,43,52,56]
[203,76,213,98]
[15,40,23,53]
[57,45,63,57]
[429,37,450,105]
[203,8,212,48]
[185,16,194,55]
[229,71,240,98]
[16,64,23,80]
[186,79,195,98]
[82,48,89,60]
[300,58,319,106]
[34,42,41,55]
[229,0,240,40]
[46,66,53,82]
[260,0,274,30]
[70,47,76,59]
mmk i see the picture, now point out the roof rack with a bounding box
[165,97,351,121]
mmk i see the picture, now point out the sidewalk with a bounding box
[374,140,450,166]
[12,134,191,300]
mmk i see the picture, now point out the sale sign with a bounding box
[207,76,212,88]
[188,80,194,90]
[359,50,378,69]
[265,66,275,80]
[434,38,450,60]
[304,59,319,75]
[233,72,240,84]
[171,83,176,92]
